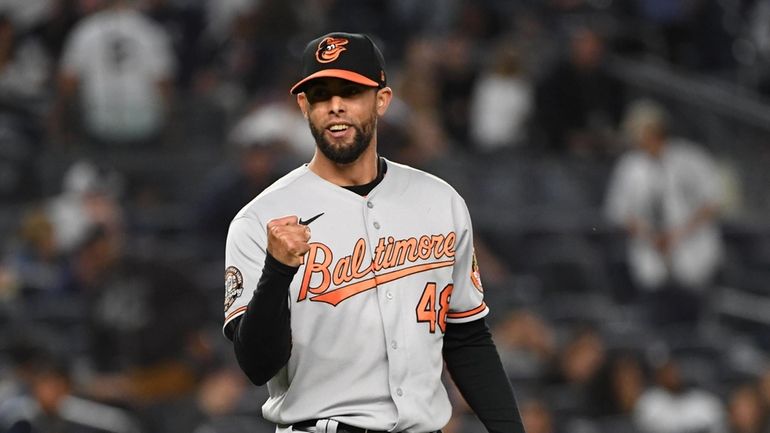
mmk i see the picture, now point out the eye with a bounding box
[341,86,363,97]
[306,87,331,103]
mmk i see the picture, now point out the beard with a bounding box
[309,112,377,164]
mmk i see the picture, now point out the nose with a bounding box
[328,95,345,114]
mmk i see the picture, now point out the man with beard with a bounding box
[221,32,525,433]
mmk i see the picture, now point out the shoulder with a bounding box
[612,150,654,175]
[668,138,712,158]
[616,149,648,165]
[385,159,463,198]
[667,139,717,170]
[118,11,169,42]
[635,388,671,409]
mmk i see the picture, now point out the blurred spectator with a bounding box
[545,325,607,418]
[0,343,141,433]
[727,382,770,433]
[385,36,454,167]
[534,25,625,156]
[196,101,309,244]
[604,99,724,326]
[52,0,175,148]
[58,226,209,433]
[520,397,558,433]
[0,12,50,202]
[468,41,533,152]
[395,37,440,114]
[493,310,556,382]
[549,325,606,387]
[45,160,124,255]
[436,32,479,148]
[189,364,274,433]
[202,0,256,43]
[452,0,505,42]
[400,110,452,169]
[0,208,66,298]
[32,0,81,63]
[195,0,299,113]
[142,0,206,91]
[0,12,52,112]
[634,357,727,433]
[587,350,648,418]
[0,334,51,412]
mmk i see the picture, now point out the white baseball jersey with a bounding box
[223,158,488,433]
[60,8,174,142]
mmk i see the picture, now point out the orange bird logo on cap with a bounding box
[316,37,349,63]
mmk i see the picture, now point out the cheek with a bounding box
[307,109,325,127]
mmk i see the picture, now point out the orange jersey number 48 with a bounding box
[416,282,453,333]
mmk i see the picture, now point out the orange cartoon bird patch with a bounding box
[316,37,349,63]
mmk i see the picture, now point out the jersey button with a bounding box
[373,222,381,229]
[396,388,403,397]
[391,340,398,349]
[386,291,393,300]
[367,201,374,209]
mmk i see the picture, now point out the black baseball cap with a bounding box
[290,32,387,95]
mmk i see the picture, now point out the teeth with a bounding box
[329,124,349,131]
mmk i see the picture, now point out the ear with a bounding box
[296,93,309,119]
[375,87,393,116]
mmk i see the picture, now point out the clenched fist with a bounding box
[267,216,312,267]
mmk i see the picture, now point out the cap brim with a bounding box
[289,69,379,94]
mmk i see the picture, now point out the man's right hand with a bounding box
[266,216,312,267]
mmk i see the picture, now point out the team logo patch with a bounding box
[470,250,483,292]
[316,37,348,63]
[224,266,244,312]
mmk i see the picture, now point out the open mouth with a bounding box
[327,123,352,138]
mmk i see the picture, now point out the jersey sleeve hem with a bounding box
[222,306,248,338]
[446,302,489,324]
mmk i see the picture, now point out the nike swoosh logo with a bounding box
[299,212,324,226]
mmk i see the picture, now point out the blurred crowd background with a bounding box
[1,0,770,432]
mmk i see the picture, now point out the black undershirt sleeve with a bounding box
[443,318,526,433]
[229,253,297,386]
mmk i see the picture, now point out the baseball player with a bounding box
[222,32,525,433]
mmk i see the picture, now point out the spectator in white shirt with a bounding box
[604,99,724,324]
[53,0,175,147]
[469,43,533,152]
[605,99,724,289]
[634,357,727,433]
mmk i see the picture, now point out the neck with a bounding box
[308,140,379,186]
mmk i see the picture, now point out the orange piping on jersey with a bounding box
[225,305,248,322]
[311,259,455,306]
[446,302,487,319]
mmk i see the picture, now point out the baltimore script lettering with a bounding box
[298,233,457,306]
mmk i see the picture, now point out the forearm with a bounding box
[232,253,297,385]
[443,319,526,433]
